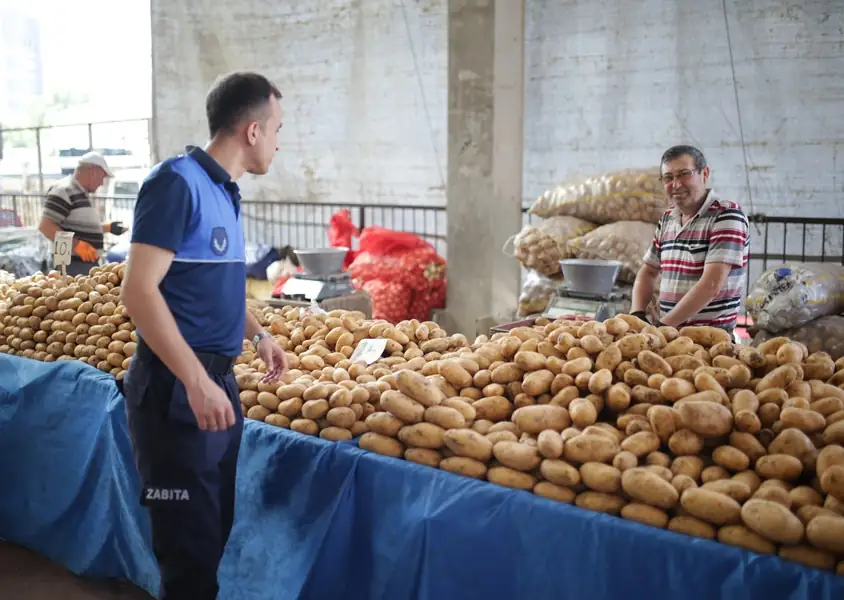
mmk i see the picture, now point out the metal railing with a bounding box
[3,193,843,306]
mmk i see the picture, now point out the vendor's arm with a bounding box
[660,207,749,328]
[120,171,207,390]
[630,224,663,314]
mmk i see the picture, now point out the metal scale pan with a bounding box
[543,259,632,321]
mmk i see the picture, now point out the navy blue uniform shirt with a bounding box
[131,146,246,357]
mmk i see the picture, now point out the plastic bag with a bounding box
[0,227,49,278]
[565,221,657,284]
[745,263,844,333]
[752,316,844,361]
[512,216,596,277]
[529,168,668,224]
[328,209,360,269]
[518,270,562,316]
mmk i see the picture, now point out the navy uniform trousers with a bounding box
[123,340,243,600]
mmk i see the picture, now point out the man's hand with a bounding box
[185,373,236,431]
[74,240,98,262]
[257,336,289,382]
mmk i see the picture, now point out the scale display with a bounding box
[544,296,604,319]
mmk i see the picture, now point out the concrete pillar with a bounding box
[446,0,525,337]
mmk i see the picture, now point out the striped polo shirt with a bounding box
[42,176,104,250]
[643,190,749,328]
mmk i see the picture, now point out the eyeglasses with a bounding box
[659,169,700,184]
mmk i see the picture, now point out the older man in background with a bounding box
[38,151,127,276]
[630,145,750,333]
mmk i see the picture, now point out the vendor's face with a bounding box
[660,155,710,213]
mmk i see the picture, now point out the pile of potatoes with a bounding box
[244,310,844,576]
[5,266,844,575]
[235,303,469,440]
[0,264,136,379]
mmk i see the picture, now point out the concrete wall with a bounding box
[151,0,447,206]
[152,0,844,228]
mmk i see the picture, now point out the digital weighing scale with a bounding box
[543,286,632,322]
[277,271,356,303]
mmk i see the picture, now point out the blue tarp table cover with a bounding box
[2,354,844,600]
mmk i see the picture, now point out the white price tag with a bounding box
[350,338,388,365]
[53,231,75,267]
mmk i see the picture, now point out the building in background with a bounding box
[0,6,44,117]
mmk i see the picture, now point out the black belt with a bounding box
[135,338,236,374]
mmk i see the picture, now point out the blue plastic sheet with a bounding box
[0,354,159,596]
[2,353,844,600]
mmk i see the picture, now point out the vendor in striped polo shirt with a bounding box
[38,152,128,276]
[630,145,750,332]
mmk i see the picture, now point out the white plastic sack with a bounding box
[518,270,562,317]
[529,168,669,224]
[745,263,844,333]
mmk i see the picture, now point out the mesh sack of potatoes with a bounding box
[752,315,844,361]
[512,217,596,277]
[746,263,844,333]
[518,270,563,317]
[565,221,658,284]
[528,168,669,224]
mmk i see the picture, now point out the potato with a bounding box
[380,390,425,424]
[621,503,669,528]
[395,369,444,407]
[439,456,487,479]
[537,429,564,459]
[443,428,494,462]
[580,462,622,494]
[711,446,750,473]
[820,465,844,502]
[365,412,404,437]
[676,400,733,438]
[717,525,776,554]
[805,515,844,554]
[522,369,555,396]
[514,350,546,371]
[680,488,742,526]
[621,467,679,510]
[398,422,446,449]
[424,405,466,430]
[487,466,536,490]
[740,499,804,545]
[575,491,626,515]
[512,404,570,434]
[493,441,541,471]
[668,429,704,456]
[678,326,732,347]
[472,396,513,422]
[668,516,716,539]
[533,481,576,503]
[564,434,620,464]
[755,454,803,481]
[540,459,581,487]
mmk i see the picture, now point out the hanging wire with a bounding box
[399,0,446,191]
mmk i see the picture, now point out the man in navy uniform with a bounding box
[121,71,288,599]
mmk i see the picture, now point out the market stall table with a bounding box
[1,355,843,600]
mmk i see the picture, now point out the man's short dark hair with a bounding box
[205,72,282,138]
[660,145,707,171]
